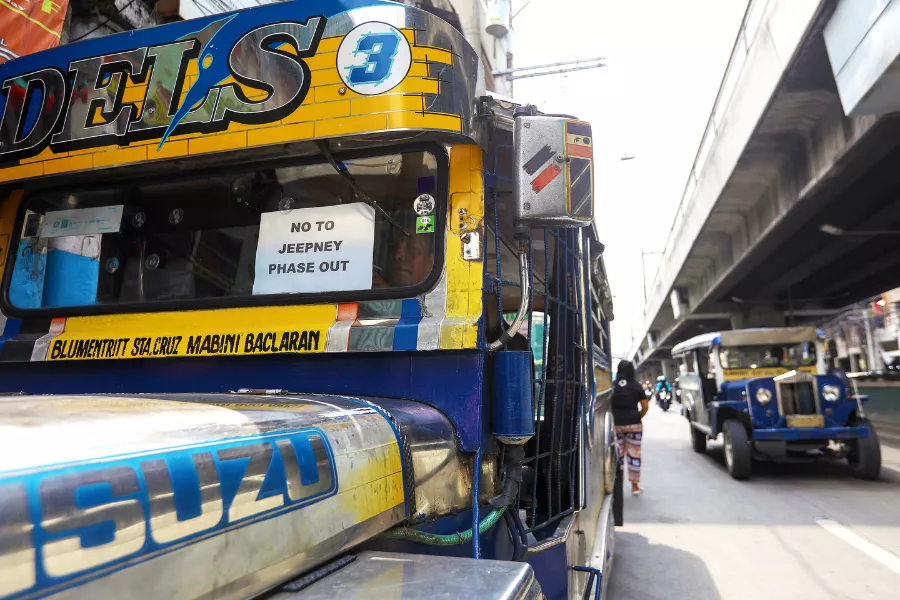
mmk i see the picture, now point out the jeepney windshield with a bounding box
[718,342,818,370]
[5,149,442,313]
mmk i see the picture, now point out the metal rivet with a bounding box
[458,208,467,216]
[338,87,347,95]
[462,234,471,243]
[524,202,531,210]
[555,154,564,163]
[105,257,119,273]
[144,253,160,270]
[146,106,156,116]
[524,122,531,128]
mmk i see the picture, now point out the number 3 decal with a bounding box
[338,22,412,95]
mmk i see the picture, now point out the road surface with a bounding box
[606,403,900,599]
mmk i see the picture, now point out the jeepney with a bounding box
[672,327,881,480]
[0,1,618,599]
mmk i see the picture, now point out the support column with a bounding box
[862,308,882,371]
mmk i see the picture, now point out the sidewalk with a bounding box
[875,420,900,448]
[878,425,900,477]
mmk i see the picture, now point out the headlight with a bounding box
[755,388,772,405]
[822,384,841,402]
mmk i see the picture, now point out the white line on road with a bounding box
[815,517,900,575]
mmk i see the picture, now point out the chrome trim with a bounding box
[371,398,498,523]
[526,512,577,554]
[0,393,484,600]
[272,551,542,600]
[577,231,589,510]
[488,241,531,351]
[773,372,820,417]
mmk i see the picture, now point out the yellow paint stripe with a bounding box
[314,113,387,138]
[48,304,338,361]
[440,144,483,350]
[0,189,23,282]
[351,94,424,115]
[248,121,314,146]
[0,0,60,38]
[0,162,42,183]
[19,147,67,165]
[92,146,147,169]
[411,46,452,64]
[387,111,462,132]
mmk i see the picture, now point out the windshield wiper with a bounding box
[315,140,410,237]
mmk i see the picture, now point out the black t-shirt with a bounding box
[611,378,646,425]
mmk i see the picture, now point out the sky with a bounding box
[511,0,749,357]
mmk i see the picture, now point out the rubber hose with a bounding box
[490,444,525,508]
[379,507,507,546]
[504,509,527,562]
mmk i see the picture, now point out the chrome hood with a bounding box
[0,393,485,600]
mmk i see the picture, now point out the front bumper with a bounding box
[751,425,869,441]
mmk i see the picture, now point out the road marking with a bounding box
[815,517,900,574]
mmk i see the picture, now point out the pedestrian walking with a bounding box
[611,360,649,495]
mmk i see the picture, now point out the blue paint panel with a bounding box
[1,427,337,600]
[752,425,868,441]
[417,176,436,194]
[0,317,21,338]
[9,240,45,309]
[527,542,568,600]
[746,378,779,428]
[492,351,534,441]
[392,298,422,351]
[42,249,99,308]
[745,375,860,430]
[0,351,488,452]
[708,400,747,437]
[817,374,858,427]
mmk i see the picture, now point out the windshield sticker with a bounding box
[417,176,435,194]
[40,205,124,238]
[413,194,435,215]
[415,215,434,234]
[253,202,375,295]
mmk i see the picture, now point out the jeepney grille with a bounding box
[486,174,589,539]
[778,381,818,416]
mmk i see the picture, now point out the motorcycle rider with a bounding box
[655,375,673,408]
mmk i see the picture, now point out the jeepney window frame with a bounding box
[0,142,449,317]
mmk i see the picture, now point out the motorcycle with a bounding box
[656,388,672,412]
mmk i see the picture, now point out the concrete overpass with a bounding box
[628,0,900,378]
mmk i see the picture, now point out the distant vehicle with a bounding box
[656,387,671,411]
[655,376,672,411]
[672,327,881,480]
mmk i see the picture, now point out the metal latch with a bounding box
[462,231,481,261]
[458,208,482,261]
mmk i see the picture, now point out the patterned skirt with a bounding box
[615,423,643,483]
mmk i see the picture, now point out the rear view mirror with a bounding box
[514,116,594,228]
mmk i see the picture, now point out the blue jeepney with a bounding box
[0,1,618,598]
[672,327,881,480]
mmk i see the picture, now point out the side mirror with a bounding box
[514,116,594,228]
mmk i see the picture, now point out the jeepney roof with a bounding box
[0,0,479,186]
[671,327,823,357]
